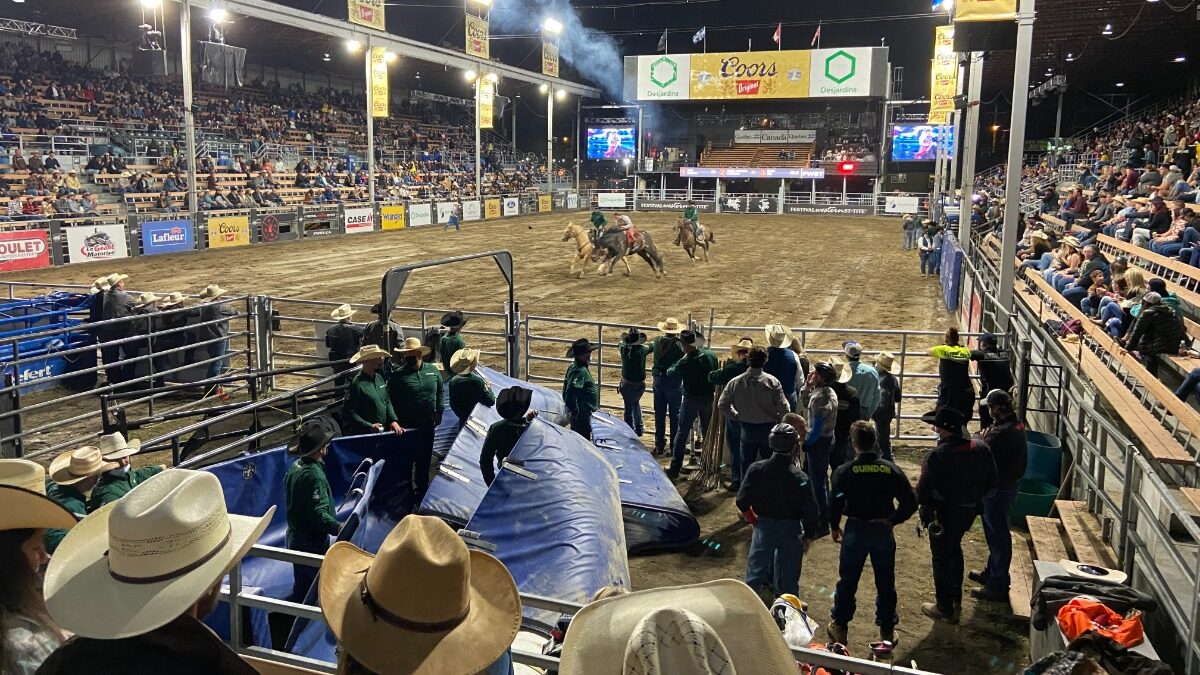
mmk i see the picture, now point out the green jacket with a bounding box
[284,457,340,545]
[87,466,164,512]
[619,342,649,383]
[708,358,749,387]
[683,206,699,222]
[590,211,607,228]
[44,481,85,553]
[650,336,684,377]
[668,347,719,398]
[448,371,495,422]
[389,362,444,428]
[563,361,599,416]
[343,370,397,434]
[438,332,466,374]
[479,418,531,486]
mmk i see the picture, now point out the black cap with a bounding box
[812,362,836,383]
[920,406,966,433]
[1148,278,1167,295]
[979,332,998,347]
[623,328,646,345]
[985,389,1014,407]
[769,423,799,453]
[680,329,700,345]
[290,416,336,457]
[496,386,533,420]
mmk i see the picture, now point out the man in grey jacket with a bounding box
[99,272,134,384]
[719,347,790,480]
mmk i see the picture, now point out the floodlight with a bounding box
[484,72,499,83]
[468,0,492,5]
[1065,53,1075,62]
[322,53,331,62]
[541,18,563,35]
[346,39,362,52]
[555,89,566,100]
[208,7,228,23]
[539,83,549,94]
[1101,24,1113,35]
[139,0,160,7]
[1115,82,1125,87]
[464,69,477,81]
[385,51,398,63]
[1174,56,1186,63]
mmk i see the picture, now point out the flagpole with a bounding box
[704,34,707,53]
[818,22,822,48]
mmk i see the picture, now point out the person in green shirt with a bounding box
[479,387,539,486]
[709,337,754,488]
[88,432,165,513]
[666,330,719,478]
[618,328,649,436]
[682,199,703,240]
[650,316,686,455]
[342,345,404,436]
[284,417,341,601]
[438,310,469,377]
[590,205,608,242]
[563,338,599,440]
[389,337,444,501]
[448,347,496,424]
[45,445,112,552]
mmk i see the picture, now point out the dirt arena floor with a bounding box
[3,212,1029,672]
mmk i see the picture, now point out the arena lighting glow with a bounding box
[484,72,499,83]
[468,0,491,5]
[138,0,160,7]
[1101,23,1113,35]
[541,17,563,35]
[208,7,229,23]
[321,53,331,62]
[1115,82,1125,87]
[555,89,566,100]
[838,161,857,174]
[1174,56,1187,63]
[1065,53,1075,62]
[539,83,549,93]
[464,69,477,81]
[385,51,398,63]
[345,39,362,52]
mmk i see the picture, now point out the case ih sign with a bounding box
[0,230,50,271]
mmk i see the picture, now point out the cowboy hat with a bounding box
[874,351,895,372]
[1030,230,1050,242]
[393,336,431,357]
[764,323,793,348]
[98,431,141,461]
[496,386,533,420]
[559,580,796,675]
[920,406,966,433]
[289,418,334,458]
[0,459,79,531]
[440,310,467,328]
[623,328,648,346]
[106,272,129,285]
[1061,236,1081,249]
[656,317,685,335]
[680,329,706,348]
[729,337,753,355]
[49,446,117,486]
[44,470,273,640]
[89,275,109,294]
[158,291,186,309]
[330,304,356,321]
[197,283,228,299]
[133,291,159,308]
[623,608,735,675]
[830,356,853,384]
[450,347,481,375]
[1056,559,1129,585]
[350,344,390,364]
[318,515,520,675]
[566,338,599,358]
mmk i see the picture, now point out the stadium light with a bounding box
[1115,82,1125,87]
[1174,56,1186,63]
[345,39,362,52]
[469,0,492,5]
[385,51,398,63]
[541,17,563,35]
[484,72,499,83]
[322,53,331,62]
[539,83,549,94]
[1065,52,1075,62]
[1101,24,1113,35]
[555,89,566,100]
[464,69,477,81]
[208,7,229,23]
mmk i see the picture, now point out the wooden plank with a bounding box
[1055,500,1119,569]
[1026,516,1070,562]
[1009,531,1034,619]
[1180,487,1200,516]
[1096,234,1200,307]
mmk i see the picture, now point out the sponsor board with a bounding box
[746,196,779,214]
[302,208,340,237]
[463,201,481,221]
[465,14,489,59]
[733,129,817,144]
[484,199,502,219]
[436,202,458,223]
[679,166,826,179]
[8,352,69,395]
[635,200,715,212]
[552,194,566,209]
[597,192,627,209]
[256,211,298,243]
[478,80,495,129]
[502,197,519,217]
[207,215,251,248]
[140,219,194,255]
[956,0,1016,22]
[542,42,559,77]
[0,230,50,271]
[809,48,875,98]
[784,204,872,216]
[538,194,552,212]
[64,224,129,263]
[409,203,433,227]
[344,207,375,234]
[884,195,922,214]
[567,193,579,209]
[719,196,747,213]
[691,50,811,100]
[347,0,385,29]
[928,27,957,122]
[369,47,388,118]
[380,204,406,230]
[635,54,691,100]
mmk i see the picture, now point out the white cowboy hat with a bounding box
[1057,559,1128,585]
[49,446,118,486]
[106,272,129,285]
[831,356,853,384]
[764,323,793,348]
[623,608,736,675]
[44,470,273,640]
[1030,230,1050,242]
[158,291,186,308]
[393,336,431,357]
[133,291,160,308]
[559,580,796,675]
[98,431,142,461]
[874,351,895,373]
[349,344,390,364]
[90,276,109,294]
[729,338,754,355]
[0,459,79,531]
[656,317,685,334]
[330,304,356,321]
[197,283,228,299]
[318,515,520,675]
[450,347,481,375]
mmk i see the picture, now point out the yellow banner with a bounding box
[928,26,957,122]
[380,204,406,230]
[538,195,552,212]
[208,215,250,248]
[484,199,502,219]
[465,14,489,59]
[542,42,559,78]
[927,111,951,125]
[369,47,389,118]
[479,80,495,130]
[690,50,811,100]
[955,0,1017,22]
[347,0,385,30]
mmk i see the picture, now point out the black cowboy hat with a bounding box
[920,406,966,433]
[496,386,533,420]
[565,338,599,358]
[680,329,705,347]
[289,416,336,458]
[623,328,647,345]
[440,310,467,328]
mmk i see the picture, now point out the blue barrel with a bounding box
[1010,479,1059,528]
[1024,430,1063,486]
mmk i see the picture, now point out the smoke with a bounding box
[489,0,625,101]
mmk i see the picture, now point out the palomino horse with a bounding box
[591,227,666,279]
[673,219,715,262]
[562,223,629,278]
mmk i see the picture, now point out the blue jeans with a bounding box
[919,251,933,275]
[745,516,806,598]
[980,485,1018,592]
[671,395,712,474]
[206,339,229,379]
[1100,300,1125,337]
[726,419,743,485]
[1080,294,1102,317]
[804,435,833,526]
[1175,368,1200,403]
[902,229,917,250]
[1061,284,1087,308]
[872,413,894,461]
[930,250,942,274]
[831,519,898,629]
[738,421,773,479]
[618,379,645,435]
[1020,252,1054,271]
[652,373,682,452]
[444,215,460,231]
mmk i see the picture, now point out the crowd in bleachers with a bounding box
[820,132,877,162]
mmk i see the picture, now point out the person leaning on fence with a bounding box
[86,432,164,513]
[800,362,839,530]
[827,358,861,472]
[929,328,976,425]
[650,317,686,456]
[479,386,538,487]
[98,272,133,385]
[719,347,790,484]
[387,337,443,505]
[969,389,1028,604]
[437,310,468,377]
[150,293,188,388]
[709,337,753,490]
[970,333,1015,429]
[44,447,113,554]
[666,330,719,480]
[192,283,236,384]
[764,323,800,412]
[361,303,402,351]
[871,352,901,461]
[563,338,600,441]
[119,292,159,386]
[284,417,342,603]
[447,348,495,424]
[617,328,649,437]
[326,304,364,388]
[842,341,880,422]
[342,345,403,436]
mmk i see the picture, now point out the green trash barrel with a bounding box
[1024,430,1063,486]
[1010,479,1059,528]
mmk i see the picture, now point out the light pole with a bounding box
[466,0,490,198]
[541,18,562,191]
[346,39,396,202]
[991,124,1000,154]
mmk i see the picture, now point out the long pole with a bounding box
[365,38,376,203]
[959,51,983,244]
[180,0,198,214]
[546,90,553,192]
[474,78,481,198]
[1054,89,1064,149]
[997,0,1037,331]
[574,96,581,192]
[948,59,965,202]
[511,97,517,154]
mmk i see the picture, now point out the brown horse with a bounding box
[590,226,665,278]
[562,223,629,277]
[674,219,714,262]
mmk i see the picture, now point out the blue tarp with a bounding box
[420,403,502,528]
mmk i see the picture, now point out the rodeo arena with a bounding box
[5,0,1200,673]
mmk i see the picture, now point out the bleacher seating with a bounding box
[699,143,814,168]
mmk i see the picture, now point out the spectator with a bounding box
[828,358,862,471]
[446,348,494,424]
[800,361,840,528]
[650,317,685,456]
[666,330,718,479]
[283,417,340,602]
[341,345,402,436]
[930,328,976,424]
[617,328,649,437]
[842,341,880,421]
[478,386,537,486]
[561,338,598,441]
[709,337,754,488]
[970,390,1027,603]
[871,352,901,461]
[87,432,164,512]
[389,336,444,505]
[719,347,790,480]
[1121,291,1187,377]
[764,323,800,410]
[970,333,1015,428]
[193,283,236,382]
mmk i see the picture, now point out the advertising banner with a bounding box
[928,26,957,122]
[465,14,489,59]
[680,166,826,179]
[784,204,872,216]
[884,195,923,214]
[479,80,495,130]
[502,197,520,217]
[258,210,299,243]
[538,194,552,212]
[344,207,375,234]
[408,203,433,227]
[369,47,389,118]
[955,0,1016,22]
[140,219,194,255]
[635,200,714,212]
[302,207,340,238]
[484,199,502,219]
[347,0,385,30]
[808,48,876,98]
[635,54,691,100]
[207,215,251,248]
[542,42,559,77]
[718,196,747,213]
[691,51,810,100]
[436,202,457,223]
[0,230,50,272]
[745,196,779,214]
[380,204,406,230]
[64,224,129,263]
[552,193,566,209]
[567,193,579,209]
[597,192,627,209]
[463,200,481,221]
[733,129,817,144]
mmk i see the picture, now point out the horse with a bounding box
[591,227,666,279]
[673,218,714,262]
[562,222,629,278]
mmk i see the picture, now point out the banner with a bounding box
[567,193,579,209]
[680,166,826,179]
[302,206,340,237]
[379,204,405,230]
[369,47,389,118]
[928,26,957,122]
[140,219,194,255]
[479,80,495,130]
[538,194,552,212]
[784,204,872,216]
[465,14,489,59]
[207,215,251,248]
[955,0,1017,22]
[884,195,922,214]
[463,200,482,221]
[635,200,714,212]
[436,202,458,223]
[746,196,778,214]
[348,0,385,30]
[408,203,432,227]
[733,129,817,144]
[0,230,50,272]
[484,199,502,219]
[597,192,626,209]
[502,197,520,217]
[64,224,129,263]
[542,42,559,78]
[256,210,298,242]
[635,54,691,100]
[345,207,375,234]
[808,48,876,98]
[691,50,811,99]
[719,196,747,213]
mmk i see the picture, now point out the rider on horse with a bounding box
[682,199,703,240]
[614,212,639,247]
[590,205,608,243]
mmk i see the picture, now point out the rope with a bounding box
[694,384,726,490]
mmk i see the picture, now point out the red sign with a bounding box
[735,80,761,96]
[0,230,50,271]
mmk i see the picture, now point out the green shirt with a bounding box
[438,332,466,374]
[87,466,164,512]
[343,370,397,434]
[284,457,340,544]
[448,371,496,422]
[388,362,444,428]
[44,481,85,553]
[708,358,749,387]
[683,206,699,222]
[479,418,531,486]
[668,347,719,398]
[619,342,649,383]
[563,361,598,416]
[650,335,684,377]
[591,211,607,228]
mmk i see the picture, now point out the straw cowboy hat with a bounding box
[89,276,108,295]
[874,351,895,373]
[656,317,685,334]
[729,337,754,355]
[43,470,274,640]
[623,608,736,675]
[1061,236,1081,249]
[764,323,793,348]
[1030,230,1050,243]
[559,580,797,675]
[197,283,228,299]
[98,431,141,461]
[318,515,520,675]
[393,336,431,357]
[830,356,853,384]
[49,446,117,486]
[350,344,390,364]
[106,272,129,286]
[330,304,356,321]
[158,291,186,308]
[0,459,79,531]
[450,347,481,375]
[133,291,159,308]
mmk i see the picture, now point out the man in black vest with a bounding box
[970,333,1014,429]
[325,304,364,388]
[969,390,1028,602]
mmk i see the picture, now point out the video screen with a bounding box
[891,125,955,162]
[587,127,636,160]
